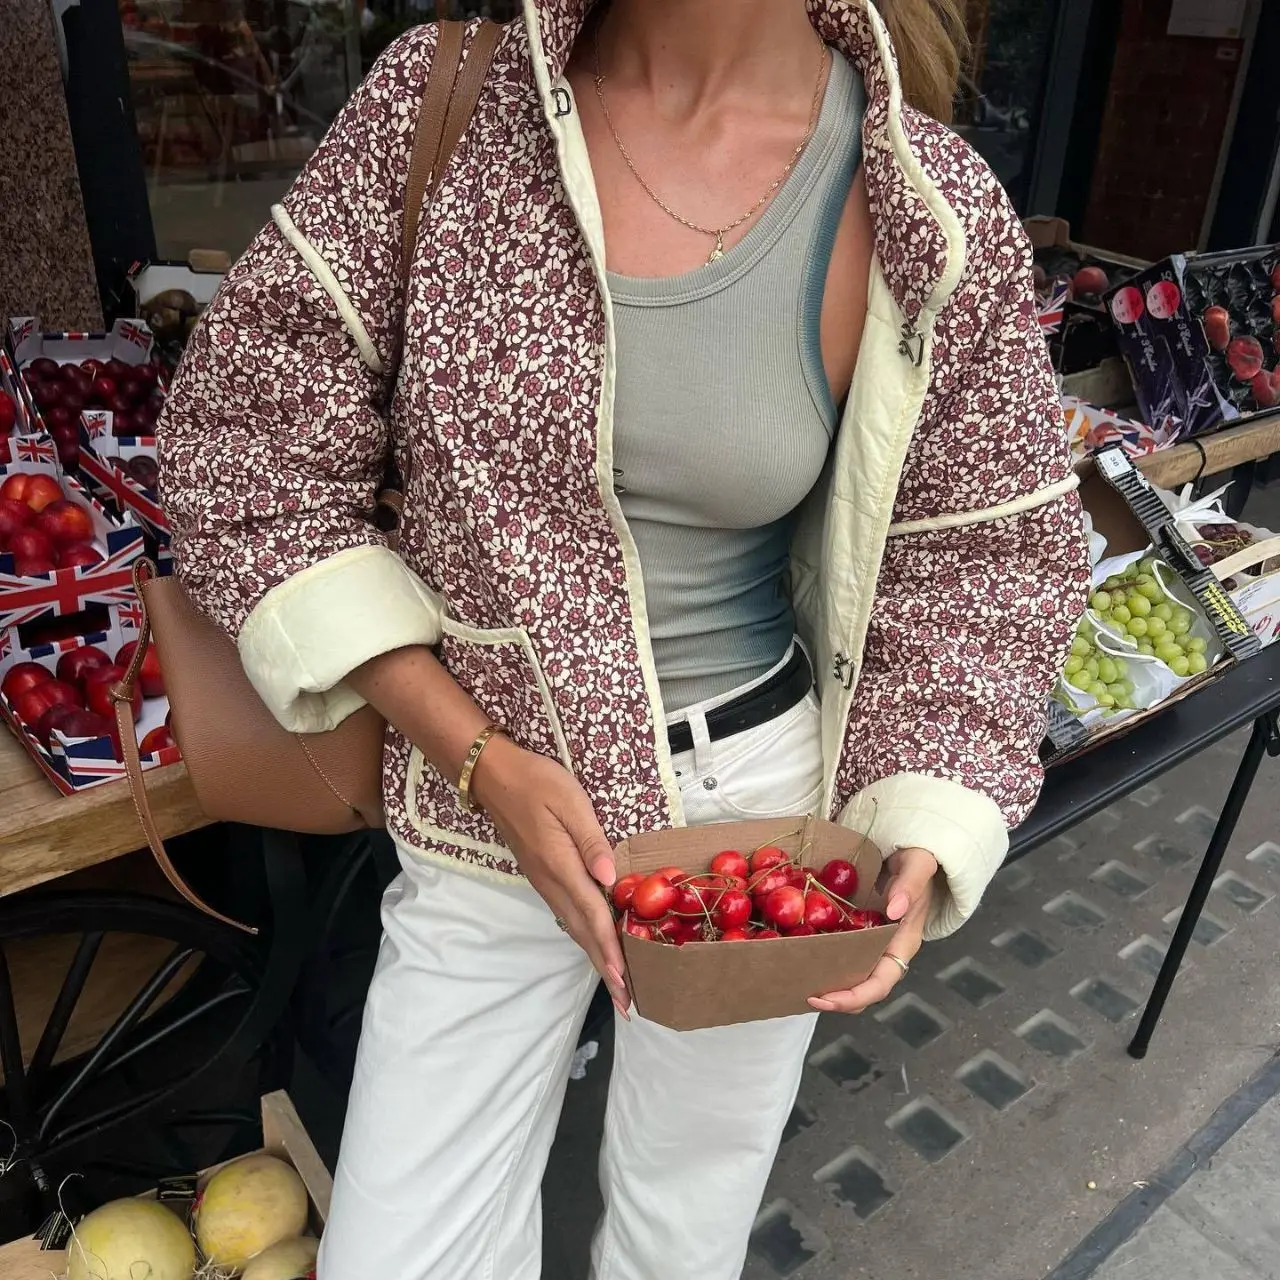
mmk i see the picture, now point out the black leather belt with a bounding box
[667,647,814,756]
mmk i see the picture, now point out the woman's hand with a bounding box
[806,846,939,1014]
[472,736,631,1018]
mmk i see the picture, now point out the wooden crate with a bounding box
[0,1092,330,1277]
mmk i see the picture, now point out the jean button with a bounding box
[703,777,718,791]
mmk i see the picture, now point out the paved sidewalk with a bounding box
[1056,1056,1280,1280]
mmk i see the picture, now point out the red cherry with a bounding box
[751,928,781,940]
[750,845,789,875]
[709,850,749,881]
[79,358,103,380]
[749,868,790,900]
[56,644,112,685]
[762,885,805,930]
[784,923,818,937]
[1,662,53,703]
[719,927,749,942]
[618,915,652,942]
[63,364,93,398]
[711,888,751,931]
[28,357,61,381]
[817,858,858,900]
[139,725,176,754]
[90,374,118,405]
[782,865,808,890]
[115,640,165,698]
[56,542,103,570]
[672,884,703,916]
[847,908,887,930]
[651,915,686,945]
[105,359,131,381]
[630,874,678,921]
[44,404,75,432]
[611,872,645,913]
[33,380,66,412]
[803,891,842,933]
[653,865,687,885]
[133,362,159,388]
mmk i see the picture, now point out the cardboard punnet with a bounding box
[0,602,178,795]
[78,411,168,546]
[0,458,145,630]
[0,1092,329,1278]
[1043,445,1261,763]
[614,816,898,1031]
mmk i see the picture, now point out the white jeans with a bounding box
[319,652,824,1280]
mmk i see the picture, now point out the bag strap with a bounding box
[114,559,260,934]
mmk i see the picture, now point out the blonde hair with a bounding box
[873,0,969,124]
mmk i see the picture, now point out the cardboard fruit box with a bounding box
[0,1092,329,1278]
[0,457,145,631]
[0,601,178,794]
[614,815,898,1031]
[78,410,168,547]
[1043,445,1261,763]
[1103,244,1280,440]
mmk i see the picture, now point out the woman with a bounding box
[160,0,1089,1275]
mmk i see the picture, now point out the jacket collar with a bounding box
[520,0,962,325]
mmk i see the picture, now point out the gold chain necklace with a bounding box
[593,30,829,264]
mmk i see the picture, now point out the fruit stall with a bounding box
[1,229,1280,1272]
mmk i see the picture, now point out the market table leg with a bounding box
[1128,712,1280,1060]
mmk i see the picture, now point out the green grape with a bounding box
[1146,616,1167,639]
[1090,590,1113,613]
[1156,642,1182,663]
[1187,652,1208,675]
[1103,575,1123,591]
[1096,657,1118,684]
[1169,655,1190,677]
[1064,655,1085,675]
[1116,678,1135,695]
[1139,556,1160,575]
[1106,682,1127,699]
[1185,636,1207,655]
[1152,603,1173,623]
[1127,617,1148,637]
[1068,672,1093,692]
[1094,692,1116,708]
[1138,579,1163,602]
[1136,640,1155,655]
[1110,604,1132,625]
[1070,636,1091,657]
[1085,657,1100,679]
[1116,695,1135,710]
[1127,593,1152,617]
[1123,562,1141,579]
[1169,612,1193,637]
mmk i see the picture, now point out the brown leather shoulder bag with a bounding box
[113,20,502,932]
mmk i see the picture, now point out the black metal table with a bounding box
[1009,643,1280,1059]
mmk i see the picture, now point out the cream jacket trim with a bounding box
[886,473,1081,537]
[239,544,445,732]
[271,204,385,374]
[392,830,527,886]
[837,771,1009,941]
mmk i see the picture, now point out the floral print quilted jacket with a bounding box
[159,0,1090,940]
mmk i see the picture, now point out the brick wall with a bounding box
[1081,0,1244,260]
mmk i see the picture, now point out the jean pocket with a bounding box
[680,694,824,826]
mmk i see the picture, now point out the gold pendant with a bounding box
[707,231,725,264]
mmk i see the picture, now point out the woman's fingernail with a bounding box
[808,998,837,1012]
[607,965,628,991]
[888,893,909,919]
[612,997,631,1022]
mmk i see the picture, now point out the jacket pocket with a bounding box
[403,618,571,855]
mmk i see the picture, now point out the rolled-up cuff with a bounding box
[238,545,444,732]
[836,772,1009,941]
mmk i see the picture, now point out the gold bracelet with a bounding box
[458,724,506,812]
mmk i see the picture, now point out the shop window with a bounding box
[117,1,517,260]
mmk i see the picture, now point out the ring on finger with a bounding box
[883,951,910,976]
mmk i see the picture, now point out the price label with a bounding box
[1095,448,1131,480]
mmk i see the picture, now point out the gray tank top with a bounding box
[609,52,864,712]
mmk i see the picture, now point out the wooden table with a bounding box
[0,732,207,899]
[1136,413,1280,489]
